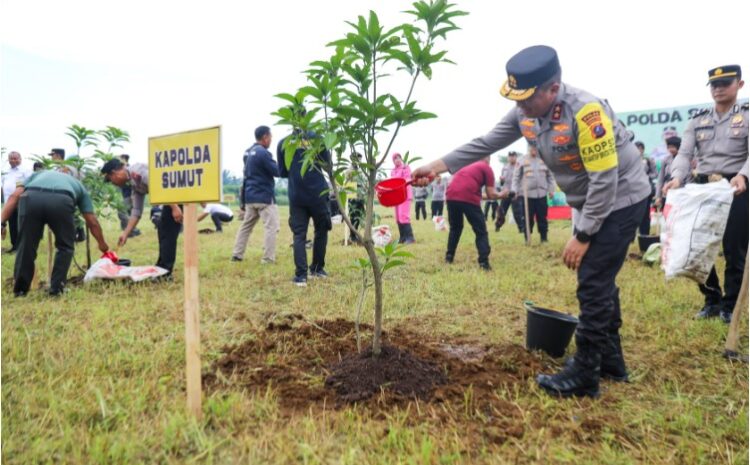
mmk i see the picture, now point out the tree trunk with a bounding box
[362,174,384,356]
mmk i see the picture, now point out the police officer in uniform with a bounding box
[663,65,748,323]
[413,45,651,398]
[511,145,556,242]
[496,151,524,232]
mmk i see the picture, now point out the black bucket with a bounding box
[525,302,578,358]
[637,235,659,253]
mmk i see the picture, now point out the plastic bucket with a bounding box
[525,302,578,358]
[637,234,659,253]
[375,178,410,206]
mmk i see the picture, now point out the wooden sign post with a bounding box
[183,204,202,418]
[148,126,222,420]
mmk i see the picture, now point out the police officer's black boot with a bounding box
[601,333,629,382]
[537,337,601,398]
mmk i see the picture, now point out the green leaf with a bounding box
[390,250,414,258]
[323,132,338,150]
[382,260,406,272]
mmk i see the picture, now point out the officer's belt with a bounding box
[693,173,734,184]
[25,186,75,200]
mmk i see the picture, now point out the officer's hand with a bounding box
[499,189,510,199]
[411,166,436,187]
[118,233,128,248]
[171,207,183,224]
[98,241,109,254]
[653,198,662,210]
[562,236,590,271]
[730,175,747,195]
[662,178,681,196]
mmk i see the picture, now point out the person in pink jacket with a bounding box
[390,152,415,244]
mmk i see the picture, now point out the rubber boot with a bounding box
[601,332,629,382]
[402,223,415,244]
[397,223,405,244]
[536,337,601,398]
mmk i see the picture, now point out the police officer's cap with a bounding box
[707,65,742,85]
[500,45,561,101]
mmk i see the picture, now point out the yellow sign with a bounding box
[148,126,221,204]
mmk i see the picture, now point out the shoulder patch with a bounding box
[691,108,711,119]
[575,102,618,172]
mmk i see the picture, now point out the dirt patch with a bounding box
[326,345,447,402]
[199,228,215,234]
[204,314,543,411]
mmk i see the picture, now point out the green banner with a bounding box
[617,99,748,162]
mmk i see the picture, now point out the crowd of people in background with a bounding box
[1,46,746,403]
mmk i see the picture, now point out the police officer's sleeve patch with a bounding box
[575,102,618,172]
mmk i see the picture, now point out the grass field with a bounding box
[2,206,748,464]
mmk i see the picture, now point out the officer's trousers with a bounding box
[699,188,749,311]
[289,202,331,278]
[446,200,490,265]
[576,199,647,350]
[524,197,549,240]
[156,205,182,275]
[415,200,427,220]
[499,197,524,232]
[14,190,76,295]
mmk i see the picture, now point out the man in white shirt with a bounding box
[198,203,234,232]
[2,151,31,252]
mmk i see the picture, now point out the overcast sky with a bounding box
[1,0,748,176]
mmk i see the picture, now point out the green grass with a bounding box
[2,206,747,464]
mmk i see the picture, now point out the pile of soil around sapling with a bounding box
[324,345,447,403]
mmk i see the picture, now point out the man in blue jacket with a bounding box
[278,130,332,287]
[231,126,280,264]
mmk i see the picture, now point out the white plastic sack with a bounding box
[84,258,169,283]
[331,214,343,225]
[433,215,447,231]
[660,179,734,283]
[372,225,392,247]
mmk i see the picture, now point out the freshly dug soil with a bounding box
[205,315,544,411]
[325,345,447,403]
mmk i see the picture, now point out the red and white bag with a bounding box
[84,258,169,283]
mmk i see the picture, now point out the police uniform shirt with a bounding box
[511,154,556,198]
[671,103,749,182]
[128,163,150,219]
[500,163,516,189]
[441,83,651,235]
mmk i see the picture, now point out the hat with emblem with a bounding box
[707,65,741,85]
[500,45,561,101]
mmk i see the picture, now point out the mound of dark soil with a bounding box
[325,345,447,402]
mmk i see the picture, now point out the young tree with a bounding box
[274,0,466,356]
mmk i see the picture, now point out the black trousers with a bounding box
[699,188,748,311]
[499,197,525,232]
[446,201,490,264]
[522,197,549,239]
[210,212,233,231]
[431,200,444,217]
[483,200,498,220]
[14,190,76,294]
[415,201,427,220]
[638,191,655,236]
[576,199,647,350]
[8,207,19,250]
[289,202,331,277]
[156,205,182,274]
[348,198,364,240]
